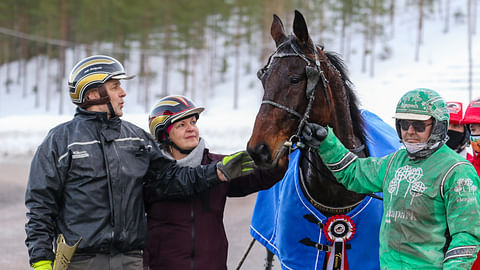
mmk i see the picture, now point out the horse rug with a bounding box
[250,110,401,270]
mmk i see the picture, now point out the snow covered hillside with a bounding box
[0,0,479,157]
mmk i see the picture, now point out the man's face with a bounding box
[399,118,434,143]
[104,79,126,117]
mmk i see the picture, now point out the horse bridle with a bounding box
[257,40,381,205]
[258,40,332,142]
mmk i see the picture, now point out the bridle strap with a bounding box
[259,41,327,140]
[258,40,376,206]
[261,100,303,119]
[258,39,368,159]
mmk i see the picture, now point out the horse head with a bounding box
[248,10,366,169]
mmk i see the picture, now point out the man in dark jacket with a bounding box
[143,95,285,270]
[25,55,253,270]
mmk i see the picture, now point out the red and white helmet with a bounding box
[461,98,480,125]
[446,101,463,125]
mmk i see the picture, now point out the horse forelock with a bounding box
[288,35,318,60]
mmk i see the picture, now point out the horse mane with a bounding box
[324,51,367,146]
[283,36,367,147]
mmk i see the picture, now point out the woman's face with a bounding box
[169,115,200,151]
[470,124,480,136]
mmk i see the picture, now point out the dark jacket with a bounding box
[143,149,285,270]
[25,108,219,265]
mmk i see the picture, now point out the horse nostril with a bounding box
[247,142,273,166]
[256,144,272,162]
[257,144,266,154]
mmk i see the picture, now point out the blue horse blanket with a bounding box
[250,110,401,270]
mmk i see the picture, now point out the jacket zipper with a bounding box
[101,139,115,227]
[190,200,195,270]
[100,132,116,254]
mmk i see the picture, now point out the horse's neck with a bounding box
[300,149,366,217]
[326,81,364,152]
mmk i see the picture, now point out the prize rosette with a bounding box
[323,215,356,270]
[323,214,356,242]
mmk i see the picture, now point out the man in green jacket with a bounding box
[301,88,480,269]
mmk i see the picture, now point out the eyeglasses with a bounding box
[398,120,432,132]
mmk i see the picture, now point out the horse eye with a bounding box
[290,76,302,84]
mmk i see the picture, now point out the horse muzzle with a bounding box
[247,142,274,168]
[247,141,289,168]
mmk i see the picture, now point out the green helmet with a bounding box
[395,88,449,123]
[394,88,449,159]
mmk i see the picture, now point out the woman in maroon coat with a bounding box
[144,95,285,270]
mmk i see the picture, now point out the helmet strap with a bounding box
[169,140,193,155]
[80,84,110,108]
[107,102,116,118]
[158,132,193,155]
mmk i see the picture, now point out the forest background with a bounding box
[0,0,478,154]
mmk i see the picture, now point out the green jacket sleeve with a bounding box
[442,163,480,269]
[316,127,394,194]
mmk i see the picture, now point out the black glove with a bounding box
[302,122,328,148]
[216,151,256,181]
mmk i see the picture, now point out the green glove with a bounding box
[217,151,255,181]
[32,260,52,270]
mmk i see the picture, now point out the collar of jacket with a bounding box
[75,107,122,142]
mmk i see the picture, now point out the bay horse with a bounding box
[246,10,395,270]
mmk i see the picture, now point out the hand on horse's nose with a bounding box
[302,122,328,148]
[248,143,272,165]
[216,151,255,181]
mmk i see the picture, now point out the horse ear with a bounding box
[271,14,287,47]
[293,10,312,46]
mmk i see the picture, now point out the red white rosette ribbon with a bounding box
[323,215,356,270]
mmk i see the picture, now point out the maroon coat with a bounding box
[143,149,284,270]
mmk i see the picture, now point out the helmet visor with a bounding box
[111,74,136,80]
[394,112,431,121]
